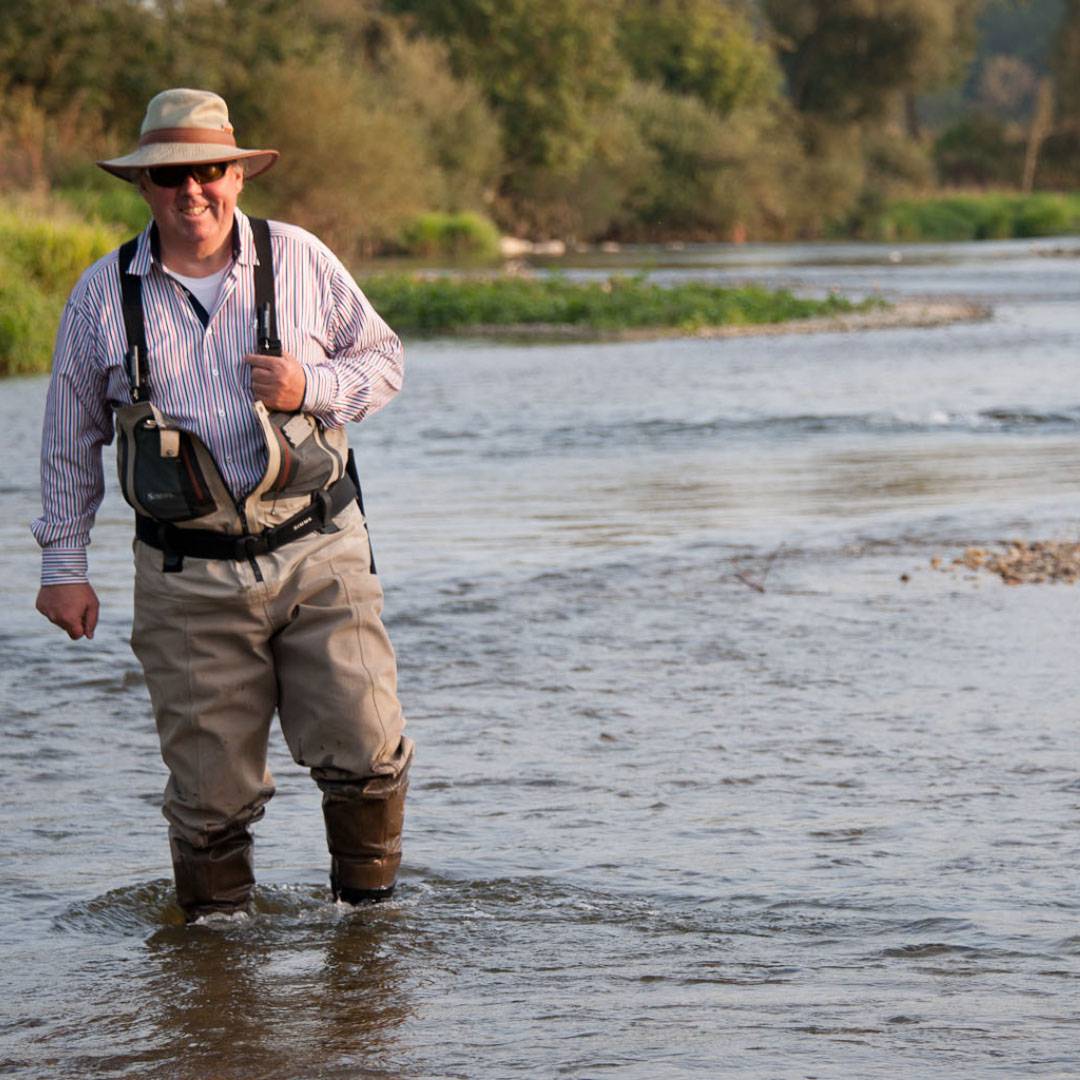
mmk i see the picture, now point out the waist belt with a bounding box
[136,475,357,561]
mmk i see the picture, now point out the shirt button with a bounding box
[218,409,226,417]
[211,368,219,376]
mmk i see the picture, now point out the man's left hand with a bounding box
[244,351,306,412]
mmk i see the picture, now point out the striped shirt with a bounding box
[32,209,404,585]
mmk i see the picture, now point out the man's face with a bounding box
[139,161,245,260]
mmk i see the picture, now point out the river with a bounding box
[1,238,1079,1078]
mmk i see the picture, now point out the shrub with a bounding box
[0,262,63,375]
[398,212,501,259]
[0,211,119,292]
[858,192,1080,243]
[52,162,150,234]
[1013,194,1073,237]
[934,114,1022,187]
[0,209,120,375]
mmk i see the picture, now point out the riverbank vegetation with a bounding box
[842,191,1080,242]
[3,1,1080,259]
[0,207,119,376]
[358,275,874,335]
[0,202,879,374]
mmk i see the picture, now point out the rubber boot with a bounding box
[321,757,411,905]
[170,828,255,922]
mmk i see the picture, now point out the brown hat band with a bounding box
[139,127,238,147]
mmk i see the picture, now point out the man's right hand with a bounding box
[36,583,100,640]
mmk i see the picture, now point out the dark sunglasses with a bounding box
[146,161,236,188]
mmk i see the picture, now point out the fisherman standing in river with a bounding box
[32,88,414,922]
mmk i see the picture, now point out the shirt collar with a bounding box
[128,209,251,276]
[233,209,257,268]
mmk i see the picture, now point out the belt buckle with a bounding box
[239,535,261,560]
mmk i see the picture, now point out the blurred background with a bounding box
[1,0,1078,261]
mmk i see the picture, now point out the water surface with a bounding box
[1,240,1079,1078]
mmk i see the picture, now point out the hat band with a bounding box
[138,127,238,147]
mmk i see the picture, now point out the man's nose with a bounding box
[177,172,204,195]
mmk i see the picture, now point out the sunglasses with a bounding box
[146,161,236,188]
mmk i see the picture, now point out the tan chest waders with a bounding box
[114,218,374,573]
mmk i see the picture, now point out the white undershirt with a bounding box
[164,263,231,316]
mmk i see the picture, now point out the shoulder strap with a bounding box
[249,217,281,356]
[118,237,150,402]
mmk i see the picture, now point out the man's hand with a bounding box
[36,583,100,640]
[244,351,306,412]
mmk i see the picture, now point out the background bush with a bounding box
[0,0,1079,255]
[0,207,120,375]
[398,212,501,259]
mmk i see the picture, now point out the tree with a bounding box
[384,0,627,176]
[1053,0,1080,123]
[617,0,781,114]
[762,0,985,122]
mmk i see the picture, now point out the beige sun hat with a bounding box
[97,88,279,182]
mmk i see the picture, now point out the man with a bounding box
[32,87,414,922]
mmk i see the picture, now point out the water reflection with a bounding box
[142,901,412,1080]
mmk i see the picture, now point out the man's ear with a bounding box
[135,172,151,203]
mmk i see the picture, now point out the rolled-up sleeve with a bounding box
[31,300,113,586]
[300,253,404,428]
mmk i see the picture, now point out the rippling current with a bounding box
[2,238,1079,1078]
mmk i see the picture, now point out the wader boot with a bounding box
[170,828,255,922]
[322,758,411,904]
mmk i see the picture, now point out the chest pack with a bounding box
[114,218,369,571]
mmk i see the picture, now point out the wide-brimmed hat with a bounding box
[97,88,279,182]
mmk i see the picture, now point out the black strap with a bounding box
[135,474,358,561]
[346,449,376,575]
[118,237,150,402]
[249,217,281,356]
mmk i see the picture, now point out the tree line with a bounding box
[1,0,1077,258]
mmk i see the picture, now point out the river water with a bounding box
[2,238,1079,1078]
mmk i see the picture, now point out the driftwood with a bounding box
[730,545,785,593]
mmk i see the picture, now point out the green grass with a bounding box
[0,210,121,375]
[359,273,873,334]
[856,192,1080,242]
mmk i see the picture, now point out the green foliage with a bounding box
[1053,0,1080,121]
[0,0,1063,248]
[933,113,1022,186]
[358,273,868,333]
[248,50,442,259]
[614,83,751,239]
[54,170,150,234]
[1013,193,1076,236]
[373,32,503,213]
[763,0,984,121]
[398,212,501,259]
[0,211,120,292]
[855,192,1080,241]
[618,0,781,114]
[0,208,121,375]
[505,97,659,240]
[386,0,627,177]
[0,270,62,376]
